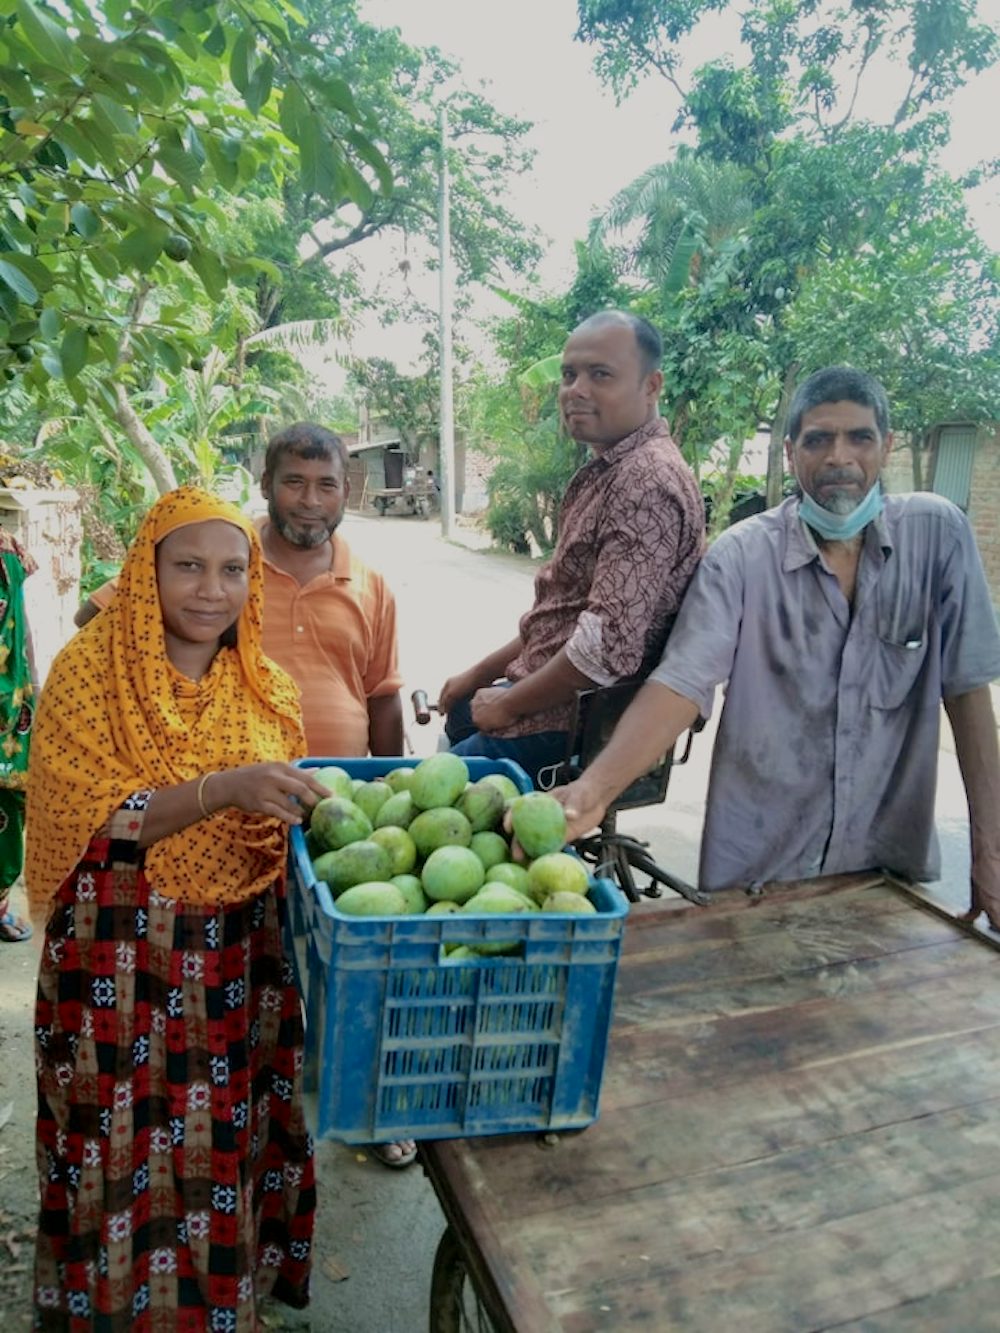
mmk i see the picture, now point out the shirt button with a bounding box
[296,625,304,632]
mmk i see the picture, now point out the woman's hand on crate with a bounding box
[205,764,331,825]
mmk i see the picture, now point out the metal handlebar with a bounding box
[411,689,439,726]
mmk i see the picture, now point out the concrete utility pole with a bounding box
[437,104,455,540]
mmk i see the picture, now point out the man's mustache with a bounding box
[816,468,864,486]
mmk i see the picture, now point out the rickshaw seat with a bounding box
[540,679,707,906]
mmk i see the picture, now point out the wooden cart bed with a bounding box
[421,876,1000,1332]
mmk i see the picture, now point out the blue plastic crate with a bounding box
[286,756,628,1143]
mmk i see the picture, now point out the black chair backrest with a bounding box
[563,679,674,812]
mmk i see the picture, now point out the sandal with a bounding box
[0,909,32,943]
[370,1140,417,1169]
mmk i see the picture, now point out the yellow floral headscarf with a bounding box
[25,487,306,921]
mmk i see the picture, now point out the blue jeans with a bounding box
[444,691,568,790]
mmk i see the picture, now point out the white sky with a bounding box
[319,0,999,379]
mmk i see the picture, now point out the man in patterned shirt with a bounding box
[553,366,1000,926]
[438,310,704,785]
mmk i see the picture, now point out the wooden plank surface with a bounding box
[422,879,1000,1332]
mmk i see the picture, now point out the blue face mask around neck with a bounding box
[798,482,884,542]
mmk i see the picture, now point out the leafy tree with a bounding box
[289,0,540,287]
[785,206,1000,487]
[351,352,440,460]
[592,150,752,294]
[576,0,997,137]
[0,0,541,591]
[0,0,389,487]
[575,0,999,508]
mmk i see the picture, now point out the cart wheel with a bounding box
[429,1225,500,1333]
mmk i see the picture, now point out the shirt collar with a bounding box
[781,495,894,572]
[585,416,673,471]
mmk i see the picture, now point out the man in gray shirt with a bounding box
[556,366,1000,928]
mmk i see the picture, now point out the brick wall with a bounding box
[881,441,925,495]
[883,427,1000,609]
[968,426,1000,607]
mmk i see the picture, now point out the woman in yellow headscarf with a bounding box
[26,487,328,1332]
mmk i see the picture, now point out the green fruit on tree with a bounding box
[164,233,192,262]
[510,792,566,858]
[421,845,485,904]
[409,807,472,859]
[14,344,33,363]
[409,752,469,810]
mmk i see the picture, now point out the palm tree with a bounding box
[590,151,753,296]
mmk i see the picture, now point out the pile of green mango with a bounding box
[302,753,598,935]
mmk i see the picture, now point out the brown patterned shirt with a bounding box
[502,418,704,735]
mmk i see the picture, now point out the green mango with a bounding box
[421,845,485,904]
[335,881,407,917]
[509,792,566,858]
[409,807,472,859]
[310,796,373,852]
[409,752,469,810]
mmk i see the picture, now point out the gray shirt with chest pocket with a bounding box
[651,492,1000,892]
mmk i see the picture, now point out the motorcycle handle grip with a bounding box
[411,689,436,725]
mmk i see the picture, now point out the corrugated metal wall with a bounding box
[932,425,978,509]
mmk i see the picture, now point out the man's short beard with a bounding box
[268,497,341,548]
[816,489,863,516]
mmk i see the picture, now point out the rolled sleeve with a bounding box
[938,516,1000,697]
[565,610,618,686]
[649,543,744,718]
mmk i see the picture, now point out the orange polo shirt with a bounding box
[84,529,402,759]
[257,525,402,759]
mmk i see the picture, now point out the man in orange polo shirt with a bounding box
[257,422,403,759]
